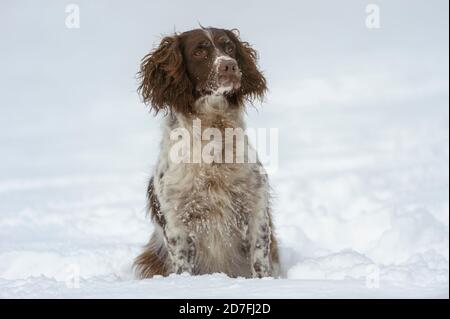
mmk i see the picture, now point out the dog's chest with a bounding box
[158,110,261,228]
[161,162,257,230]
[156,108,267,252]
[160,162,258,273]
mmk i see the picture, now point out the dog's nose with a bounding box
[218,59,238,76]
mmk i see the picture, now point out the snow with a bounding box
[1,275,447,299]
[0,0,448,298]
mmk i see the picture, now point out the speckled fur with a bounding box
[134,27,279,278]
[134,95,279,278]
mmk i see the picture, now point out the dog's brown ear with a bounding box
[138,36,194,114]
[225,29,267,104]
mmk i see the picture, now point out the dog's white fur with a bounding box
[139,95,279,278]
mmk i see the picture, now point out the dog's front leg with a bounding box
[250,209,272,278]
[163,225,196,275]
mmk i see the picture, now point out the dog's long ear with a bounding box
[137,36,194,114]
[225,29,267,104]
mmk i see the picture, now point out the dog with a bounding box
[133,27,279,278]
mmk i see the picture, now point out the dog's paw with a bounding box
[252,261,272,278]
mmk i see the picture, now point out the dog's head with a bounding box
[138,27,267,114]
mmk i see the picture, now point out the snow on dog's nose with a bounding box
[214,55,242,93]
[217,58,238,76]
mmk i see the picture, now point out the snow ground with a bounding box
[0,102,448,298]
[0,1,448,298]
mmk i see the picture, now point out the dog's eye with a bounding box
[193,40,212,58]
[223,41,235,55]
[194,49,207,58]
[225,45,234,54]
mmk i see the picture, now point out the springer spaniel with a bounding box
[134,27,279,278]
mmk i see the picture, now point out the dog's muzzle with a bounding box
[215,56,242,92]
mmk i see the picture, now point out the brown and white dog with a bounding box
[133,27,279,279]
